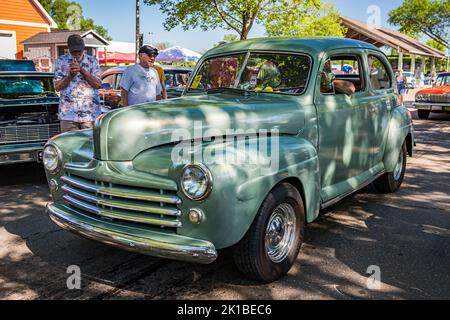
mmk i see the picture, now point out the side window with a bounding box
[115,73,122,90]
[368,55,391,90]
[102,74,115,87]
[320,55,364,95]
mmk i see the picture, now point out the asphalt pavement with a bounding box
[0,91,449,300]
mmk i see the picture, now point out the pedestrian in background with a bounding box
[53,34,102,133]
[396,70,408,106]
[120,45,162,106]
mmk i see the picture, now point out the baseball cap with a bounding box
[139,45,158,57]
[67,34,85,52]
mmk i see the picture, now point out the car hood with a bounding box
[416,86,450,95]
[93,93,306,161]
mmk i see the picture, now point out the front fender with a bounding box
[383,106,414,172]
[158,136,321,249]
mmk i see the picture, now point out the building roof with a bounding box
[22,29,109,46]
[204,37,379,58]
[32,0,57,28]
[341,16,446,59]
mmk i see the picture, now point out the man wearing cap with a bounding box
[120,45,163,106]
[53,34,102,132]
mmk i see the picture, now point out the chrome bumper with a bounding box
[47,203,218,264]
[413,102,450,111]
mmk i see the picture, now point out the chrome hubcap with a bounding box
[265,203,297,263]
[393,149,404,181]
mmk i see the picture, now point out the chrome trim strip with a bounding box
[321,170,386,210]
[47,203,217,264]
[61,175,181,205]
[414,102,450,109]
[62,185,181,217]
[63,195,182,228]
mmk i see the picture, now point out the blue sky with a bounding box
[76,0,404,52]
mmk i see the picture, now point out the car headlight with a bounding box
[181,163,213,201]
[416,94,424,102]
[43,144,61,174]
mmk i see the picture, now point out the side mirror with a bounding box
[101,83,112,90]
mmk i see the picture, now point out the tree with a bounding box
[265,2,347,37]
[388,0,449,48]
[144,0,340,40]
[426,39,446,52]
[40,0,112,41]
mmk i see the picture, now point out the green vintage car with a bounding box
[43,38,415,282]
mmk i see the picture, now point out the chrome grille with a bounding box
[0,124,60,144]
[428,94,449,103]
[61,174,182,229]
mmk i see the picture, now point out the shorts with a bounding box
[399,89,407,96]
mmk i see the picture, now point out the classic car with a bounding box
[0,60,60,165]
[99,65,192,108]
[43,38,414,282]
[414,72,450,119]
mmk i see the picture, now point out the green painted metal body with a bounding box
[45,38,414,253]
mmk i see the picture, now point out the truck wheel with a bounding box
[374,142,407,193]
[417,110,430,119]
[233,182,305,283]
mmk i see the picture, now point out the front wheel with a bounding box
[233,183,305,283]
[374,143,407,193]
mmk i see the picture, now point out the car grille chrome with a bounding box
[0,124,60,145]
[426,94,449,103]
[61,174,183,229]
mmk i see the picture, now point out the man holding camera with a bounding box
[54,34,102,132]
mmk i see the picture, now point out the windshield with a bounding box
[0,76,55,99]
[436,74,450,86]
[188,52,311,95]
[165,71,191,89]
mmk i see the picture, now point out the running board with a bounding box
[321,170,386,210]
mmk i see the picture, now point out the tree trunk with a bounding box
[240,15,256,40]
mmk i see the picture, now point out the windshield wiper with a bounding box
[206,87,251,96]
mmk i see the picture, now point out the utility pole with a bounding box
[135,0,140,63]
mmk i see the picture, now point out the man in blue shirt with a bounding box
[53,34,102,132]
[120,45,162,106]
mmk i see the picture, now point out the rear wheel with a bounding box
[417,110,430,119]
[374,143,407,193]
[233,183,305,283]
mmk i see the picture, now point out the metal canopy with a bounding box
[341,16,446,59]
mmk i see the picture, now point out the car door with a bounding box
[366,51,396,169]
[314,50,373,202]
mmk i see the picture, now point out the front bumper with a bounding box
[47,202,218,264]
[414,102,450,111]
[0,144,44,165]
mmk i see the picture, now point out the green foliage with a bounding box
[426,39,446,52]
[41,0,112,41]
[144,0,343,40]
[265,2,347,37]
[388,0,449,47]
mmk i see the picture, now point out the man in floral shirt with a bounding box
[54,34,102,132]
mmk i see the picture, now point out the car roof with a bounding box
[203,37,380,58]
[0,59,36,72]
